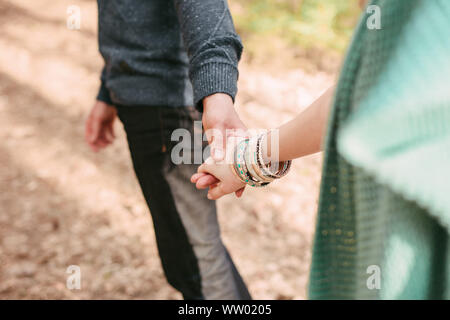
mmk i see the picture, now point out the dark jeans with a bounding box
[116,105,251,300]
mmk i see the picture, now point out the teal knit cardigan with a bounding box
[308,0,450,299]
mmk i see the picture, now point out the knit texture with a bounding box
[97,0,242,109]
[309,0,450,299]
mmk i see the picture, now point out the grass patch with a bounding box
[231,0,362,71]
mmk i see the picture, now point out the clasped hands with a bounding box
[191,136,247,200]
[192,93,248,200]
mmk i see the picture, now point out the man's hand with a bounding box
[202,93,247,160]
[197,93,247,197]
[85,100,117,152]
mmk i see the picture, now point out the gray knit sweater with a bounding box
[96,0,243,110]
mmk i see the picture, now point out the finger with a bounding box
[191,172,206,183]
[198,163,208,174]
[95,131,112,146]
[96,134,111,145]
[104,127,115,143]
[235,187,245,198]
[106,120,116,139]
[89,117,101,143]
[89,142,100,152]
[94,139,109,149]
[207,184,226,200]
[209,178,220,187]
[85,116,93,143]
[198,158,215,174]
[209,183,219,189]
[196,174,220,189]
[109,118,116,138]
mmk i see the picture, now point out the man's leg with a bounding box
[116,105,251,300]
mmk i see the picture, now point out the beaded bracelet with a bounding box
[230,134,291,188]
[233,139,267,187]
[257,133,291,179]
[255,133,279,179]
[245,136,274,183]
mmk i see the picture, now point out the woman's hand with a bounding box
[191,157,245,200]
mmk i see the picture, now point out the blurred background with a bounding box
[0,0,361,299]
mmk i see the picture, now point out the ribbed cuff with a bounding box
[96,80,113,105]
[191,63,239,112]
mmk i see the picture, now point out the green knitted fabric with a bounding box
[308,0,450,299]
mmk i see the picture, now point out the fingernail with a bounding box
[207,193,212,200]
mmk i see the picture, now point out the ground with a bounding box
[0,0,337,299]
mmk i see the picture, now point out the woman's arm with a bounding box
[267,86,334,162]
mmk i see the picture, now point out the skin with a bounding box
[270,85,334,161]
[191,86,335,200]
[199,156,246,200]
[85,100,117,152]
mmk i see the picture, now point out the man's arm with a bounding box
[173,0,246,196]
[173,0,243,110]
[96,67,113,105]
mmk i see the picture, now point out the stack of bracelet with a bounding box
[230,134,291,187]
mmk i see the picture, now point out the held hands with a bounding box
[197,93,247,197]
[191,157,246,200]
[191,137,246,200]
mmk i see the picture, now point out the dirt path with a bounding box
[0,0,334,299]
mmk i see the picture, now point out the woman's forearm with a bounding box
[267,86,335,162]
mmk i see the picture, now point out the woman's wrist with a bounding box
[229,133,292,188]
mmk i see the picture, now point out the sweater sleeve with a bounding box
[96,67,113,105]
[173,0,243,111]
